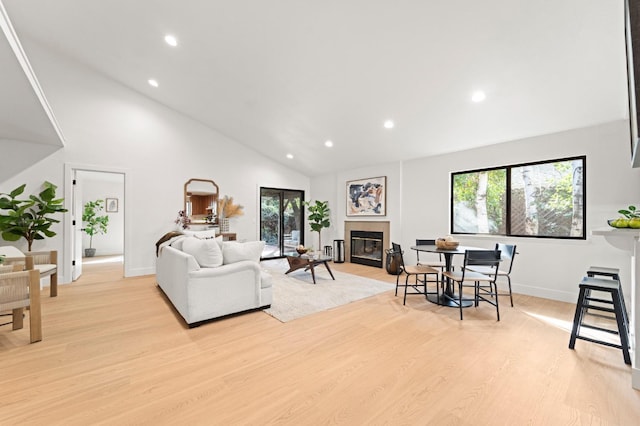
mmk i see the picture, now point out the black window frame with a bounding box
[450,155,586,240]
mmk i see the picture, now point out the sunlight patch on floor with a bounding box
[523,311,573,333]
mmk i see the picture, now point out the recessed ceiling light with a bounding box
[286,153,294,159]
[164,34,178,47]
[471,91,486,103]
[383,120,395,129]
[148,79,159,88]
[325,140,333,147]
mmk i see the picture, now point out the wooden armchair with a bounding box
[0,247,58,297]
[25,251,58,297]
[0,269,42,343]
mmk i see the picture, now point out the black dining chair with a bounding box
[392,243,440,305]
[415,239,446,271]
[442,249,502,320]
[466,243,517,307]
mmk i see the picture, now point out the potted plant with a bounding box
[218,195,244,233]
[304,200,330,251]
[0,181,68,251]
[82,199,109,257]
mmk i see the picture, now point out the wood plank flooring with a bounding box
[1,259,638,425]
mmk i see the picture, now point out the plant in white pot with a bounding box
[304,200,330,251]
[82,199,109,257]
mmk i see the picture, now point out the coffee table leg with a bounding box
[324,261,335,280]
[309,262,317,284]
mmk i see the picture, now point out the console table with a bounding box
[592,227,640,389]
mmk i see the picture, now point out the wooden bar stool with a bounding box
[568,276,631,365]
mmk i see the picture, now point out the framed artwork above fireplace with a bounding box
[346,176,386,216]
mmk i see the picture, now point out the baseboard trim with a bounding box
[511,283,576,304]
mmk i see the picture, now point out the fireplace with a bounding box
[350,230,383,268]
[344,221,390,267]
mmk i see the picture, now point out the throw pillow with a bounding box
[182,236,223,268]
[222,241,265,264]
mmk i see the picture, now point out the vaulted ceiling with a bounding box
[0,0,630,176]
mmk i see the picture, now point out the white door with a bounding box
[72,171,83,281]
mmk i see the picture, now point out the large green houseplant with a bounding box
[304,200,331,251]
[0,181,67,251]
[82,199,109,257]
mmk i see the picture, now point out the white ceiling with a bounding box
[1,0,630,176]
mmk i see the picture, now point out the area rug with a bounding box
[261,259,395,322]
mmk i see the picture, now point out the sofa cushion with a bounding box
[182,236,223,268]
[222,241,265,265]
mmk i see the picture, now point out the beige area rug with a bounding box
[261,258,395,322]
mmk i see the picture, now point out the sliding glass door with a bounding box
[260,187,304,259]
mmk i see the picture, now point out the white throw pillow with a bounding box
[182,236,223,267]
[222,241,265,264]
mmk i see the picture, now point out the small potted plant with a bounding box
[82,199,109,257]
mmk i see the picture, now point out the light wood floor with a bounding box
[1,260,638,425]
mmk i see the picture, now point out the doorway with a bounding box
[64,164,128,283]
[260,187,304,259]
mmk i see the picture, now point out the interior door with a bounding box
[72,170,83,281]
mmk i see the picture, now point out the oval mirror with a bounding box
[184,178,219,224]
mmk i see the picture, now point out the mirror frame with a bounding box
[184,178,219,224]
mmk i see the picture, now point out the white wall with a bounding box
[401,120,640,303]
[0,40,309,282]
[3,40,637,305]
[312,120,639,303]
[311,161,403,252]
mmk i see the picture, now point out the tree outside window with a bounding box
[451,156,585,239]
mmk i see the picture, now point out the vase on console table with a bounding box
[220,218,230,233]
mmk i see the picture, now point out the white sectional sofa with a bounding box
[156,235,272,327]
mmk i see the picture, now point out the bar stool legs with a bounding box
[568,276,631,365]
[586,266,629,329]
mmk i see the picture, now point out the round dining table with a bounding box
[410,244,484,308]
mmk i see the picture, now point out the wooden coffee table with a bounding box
[284,253,335,284]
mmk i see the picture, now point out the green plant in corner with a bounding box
[304,200,330,251]
[0,181,68,251]
[82,199,109,257]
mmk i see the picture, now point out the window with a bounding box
[451,156,585,239]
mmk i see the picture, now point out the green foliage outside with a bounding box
[453,169,506,233]
[453,160,581,237]
[0,181,68,251]
[83,199,109,249]
[260,194,302,245]
[528,161,574,236]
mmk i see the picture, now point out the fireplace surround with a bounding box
[344,221,390,268]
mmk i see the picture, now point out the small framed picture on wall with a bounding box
[346,176,386,216]
[106,198,118,213]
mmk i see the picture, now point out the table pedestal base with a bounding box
[427,294,473,308]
